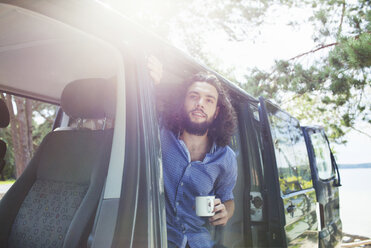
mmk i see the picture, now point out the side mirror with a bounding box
[333,178,342,187]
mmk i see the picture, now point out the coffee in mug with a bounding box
[195,195,215,217]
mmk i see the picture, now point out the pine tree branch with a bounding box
[288,32,370,62]
[281,91,307,105]
[288,42,339,61]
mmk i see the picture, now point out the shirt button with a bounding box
[176,201,179,206]
[182,230,186,234]
[180,182,184,186]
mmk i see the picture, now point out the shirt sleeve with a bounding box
[214,151,238,203]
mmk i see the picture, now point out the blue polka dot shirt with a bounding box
[160,127,237,248]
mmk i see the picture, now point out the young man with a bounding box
[149,57,238,248]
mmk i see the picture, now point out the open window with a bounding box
[0,94,57,189]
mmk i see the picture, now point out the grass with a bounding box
[0,179,15,185]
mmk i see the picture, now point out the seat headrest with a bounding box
[0,99,10,128]
[61,78,116,119]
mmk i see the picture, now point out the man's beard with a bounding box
[182,109,214,136]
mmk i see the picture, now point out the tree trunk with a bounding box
[14,96,31,178]
[25,98,33,157]
[4,94,23,178]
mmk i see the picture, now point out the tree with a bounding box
[0,93,56,179]
[241,0,370,142]
[107,0,370,143]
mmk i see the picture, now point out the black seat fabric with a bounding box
[0,78,115,248]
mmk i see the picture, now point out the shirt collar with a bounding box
[209,141,217,154]
[177,131,217,154]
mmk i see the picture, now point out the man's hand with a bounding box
[209,199,235,226]
[147,55,163,85]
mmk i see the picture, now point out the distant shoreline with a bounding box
[339,163,371,169]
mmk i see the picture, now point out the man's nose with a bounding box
[196,98,205,108]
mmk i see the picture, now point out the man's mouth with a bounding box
[190,110,206,118]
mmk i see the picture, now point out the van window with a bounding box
[310,132,334,180]
[0,94,56,193]
[268,109,313,195]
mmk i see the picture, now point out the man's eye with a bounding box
[206,99,214,104]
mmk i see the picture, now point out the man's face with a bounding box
[182,81,219,136]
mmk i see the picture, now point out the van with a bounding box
[0,1,342,247]
[302,126,342,247]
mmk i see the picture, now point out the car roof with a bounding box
[0,2,118,103]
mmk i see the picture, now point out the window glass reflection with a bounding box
[311,132,334,180]
[268,109,313,195]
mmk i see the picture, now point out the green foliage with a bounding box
[31,102,56,152]
[240,0,370,143]
[0,179,15,185]
[0,97,56,180]
[330,33,371,70]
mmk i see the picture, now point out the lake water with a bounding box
[339,168,371,238]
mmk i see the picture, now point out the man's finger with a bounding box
[213,203,225,213]
[210,217,227,226]
[148,56,162,69]
[209,210,227,222]
[209,213,221,222]
[214,198,221,206]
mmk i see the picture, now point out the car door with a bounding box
[303,126,342,248]
[259,98,318,247]
[108,54,166,248]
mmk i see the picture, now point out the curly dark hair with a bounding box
[162,72,237,147]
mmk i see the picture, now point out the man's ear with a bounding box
[214,106,220,119]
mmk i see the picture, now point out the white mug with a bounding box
[195,195,215,217]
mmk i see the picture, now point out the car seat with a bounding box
[0,78,116,248]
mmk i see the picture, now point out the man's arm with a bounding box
[224,199,235,219]
[209,199,235,226]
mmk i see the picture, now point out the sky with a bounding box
[333,123,371,164]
